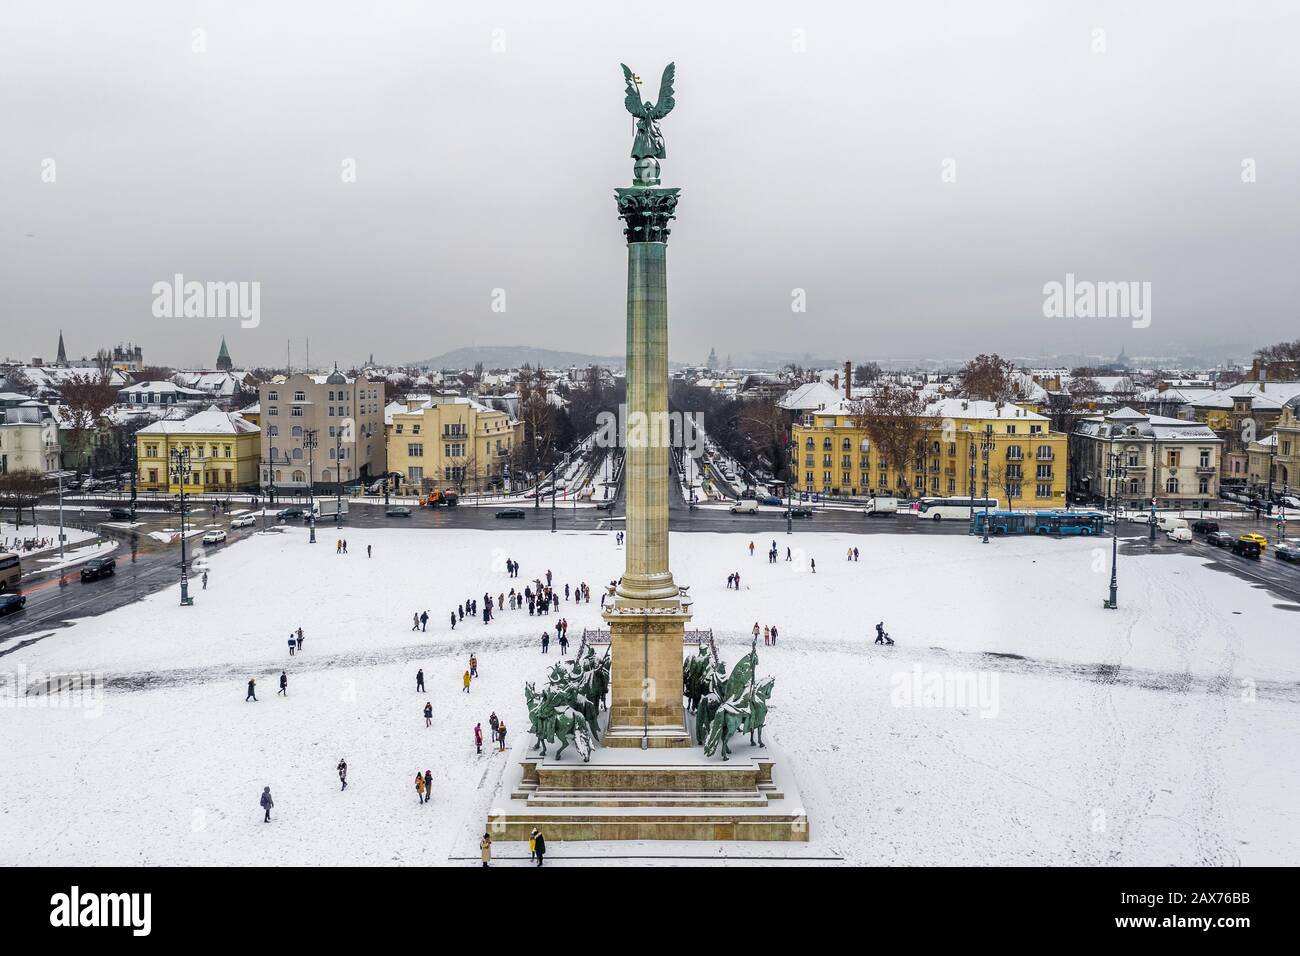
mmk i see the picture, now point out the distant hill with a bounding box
[415,345,624,371]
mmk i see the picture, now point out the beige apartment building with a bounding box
[258,370,386,491]
[1071,407,1223,510]
[386,396,522,495]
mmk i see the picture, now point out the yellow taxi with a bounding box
[1239,532,1268,552]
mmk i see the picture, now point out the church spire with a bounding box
[56,330,67,365]
[216,336,233,370]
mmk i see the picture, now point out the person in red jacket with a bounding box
[474,722,483,754]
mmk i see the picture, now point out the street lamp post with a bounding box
[981,424,992,544]
[1149,436,1158,542]
[170,446,194,606]
[334,428,343,528]
[305,429,318,544]
[1104,444,1120,609]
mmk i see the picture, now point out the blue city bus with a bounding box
[969,510,1029,536]
[1032,511,1107,536]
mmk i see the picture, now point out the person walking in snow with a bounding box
[412,612,420,631]
[564,583,570,602]
[469,654,478,678]
[424,769,432,802]
[529,829,537,862]
[342,539,348,554]
[533,829,547,867]
[541,632,550,654]
[278,670,288,696]
[770,624,778,645]
[786,547,792,561]
[810,558,816,574]
[260,786,274,822]
[489,711,500,745]
[202,570,209,590]
[337,758,348,790]
[748,541,755,556]
[420,610,429,632]
[450,611,456,629]
[367,544,372,558]
[734,572,741,589]
[558,631,569,655]
[875,622,885,645]
[752,622,760,642]
[296,628,303,651]
[480,832,492,867]
[424,702,433,727]
[763,625,770,646]
[497,720,507,751]
[415,773,426,804]
[475,722,483,754]
[463,670,472,694]
[416,668,425,692]
[853,546,859,562]
[246,678,257,702]
[288,635,296,656]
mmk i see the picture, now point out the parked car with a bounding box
[1239,532,1268,552]
[1190,519,1219,534]
[80,557,116,581]
[276,507,305,521]
[385,507,412,518]
[739,488,758,500]
[495,509,525,519]
[1274,539,1300,563]
[107,507,135,520]
[230,515,257,529]
[785,507,814,518]
[594,500,615,512]
[1207,530,1235,548]
[1152,515,1189,533]
[1280,495,1300,511]
[728,499,759,515]
[1230,537,1262,559]
[760,495,783,507]
[201,530,227,544]
[1166,526,1193,542]
[0,593,26,616]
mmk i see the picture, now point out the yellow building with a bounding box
[386,397,521,495]
[791,397,1069,509]
[136,405,261,493]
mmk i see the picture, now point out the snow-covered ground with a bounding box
[2,527,1297,866]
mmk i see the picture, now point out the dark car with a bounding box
[80,557,116,581]
[761,495,784,506]
[1191,519,1219,534]
[784,507,813,518]
[1206,530,1235,548]
[108,507,135,520]
[1229,538,1262,559]
[277,507,305,521]
[594,500,615,511]
[495,509,526,519]
[385,507,412,518]
[0,593,25,616]
[1274,540,1300,563]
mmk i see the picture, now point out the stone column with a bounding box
[603,184,692,747]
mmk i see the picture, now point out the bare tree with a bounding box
[850,384,927,497]
[57,372,119,472]
[958,354,1017,403]
[0,469,45,526]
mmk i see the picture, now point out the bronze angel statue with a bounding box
[621,63,675,183]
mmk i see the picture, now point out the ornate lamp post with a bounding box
[169,446,195,605]
[304,428,318,544]
[1104,442,1120,609]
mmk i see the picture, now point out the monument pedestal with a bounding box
[602,603,694,748]
[486,709,809,843]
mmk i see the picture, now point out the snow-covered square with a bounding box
[2,526,1296,866]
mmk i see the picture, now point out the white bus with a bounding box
[914,496,999,521]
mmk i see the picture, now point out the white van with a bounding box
[729,499,759,515]
[1154,514,1188,533]
[864,496,899,516]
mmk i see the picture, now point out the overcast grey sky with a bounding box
[2,0,1297,368]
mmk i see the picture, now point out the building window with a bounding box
[1036,482,1052,498]
[1199,477,1209,494]
[1199,449,1211,468]
[408,466,423,482]
[293,391,305,402]
[1007,445,1022,460]
[291,407,303,417]
[1166,477,1179,494]
[268,391,278,401]
[1167,450,1180,468]
[408,443,423,456]
[268,407,278,416]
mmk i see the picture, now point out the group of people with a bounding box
[286,627,305,656]
[539,619,573,654]
[334,538,349,554]
[751,621,780,646]
[477,827,546,867]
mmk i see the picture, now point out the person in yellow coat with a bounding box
[415,772,426,804]
[480,832,492,867]
[528,830,537,862]
[462,670,471,694]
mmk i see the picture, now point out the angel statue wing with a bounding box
[621,64,644,117]
[651,63,675,119]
